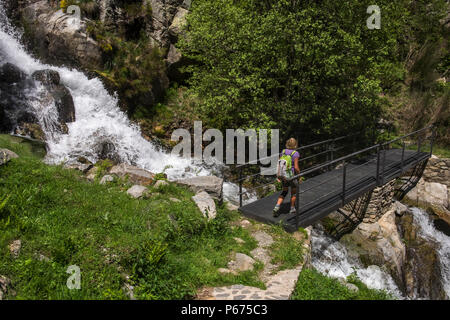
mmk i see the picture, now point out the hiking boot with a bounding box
[272,205,281,217]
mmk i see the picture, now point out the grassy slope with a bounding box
[0,134,394,300]
[0,135,264,300]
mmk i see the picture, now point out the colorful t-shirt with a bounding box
[281,149,300,174]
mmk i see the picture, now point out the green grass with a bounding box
[291,268,395,300]
[0,135,263,300]
[268,224,304,272]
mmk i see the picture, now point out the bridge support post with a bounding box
[239,167,243,208]
[376,145,381,185]
[381,148,386,185]
[430,125,436,156]
[295,179,300,230]
[401,142,405,173]
[342,161,347,206]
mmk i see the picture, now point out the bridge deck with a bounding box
[239,149,430,232]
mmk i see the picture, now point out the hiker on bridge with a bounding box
[273,138,300,217]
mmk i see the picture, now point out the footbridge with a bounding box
[235,125,436,238]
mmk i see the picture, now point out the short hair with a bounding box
[286,138,298,149]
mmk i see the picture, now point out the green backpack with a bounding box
[277,149,298,180]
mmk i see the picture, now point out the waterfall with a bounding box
[0,1,252,203]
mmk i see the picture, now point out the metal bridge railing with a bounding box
[236,124,436,230]
[235,132,359,207]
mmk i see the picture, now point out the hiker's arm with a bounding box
[294,157,300,175]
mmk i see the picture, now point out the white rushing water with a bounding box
[311,207,450,299]
[310,225,405,299]
[0,1,255,203]
[410,207,450,297]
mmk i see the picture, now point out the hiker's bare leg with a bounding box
[273,187,288,217]
[277,187,289,205]
[290,187,297,208]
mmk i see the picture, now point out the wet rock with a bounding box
[0,63,37,133]
[96,141,120,163]
[340,208,406,290]
[192,191,216,220]
[397,212,448,299]
[127,185,150,199]
[32,69,60,86]
[110,163,155,186]
[32,69,76,127]
[14,122,46,141]
[0,63,27,84]
[177,176,223,200]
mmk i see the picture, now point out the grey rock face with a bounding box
[127,185,150,199]
[110,163,155,186]
[0,149,19,166]
[192,191,216,220]
[177,176,223,200]
[32,69,76,127]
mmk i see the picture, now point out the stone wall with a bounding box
[363,180,396,223]
[422,157,450,187]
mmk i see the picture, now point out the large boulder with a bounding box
[32,69,76,130]
[192,191,216,220]
[0,63,37,133]
[177,176,223,201]
[127,185,150,199]
[406,179,448,208]
[110,163,155,186]
[406,179,450,224]
[0,62,27,84]
[95,140,120,164]
[0,149,19,166]
[340,208,406,291]
[20,1,102,70]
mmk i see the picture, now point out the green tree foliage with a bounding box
[178,0,445,143]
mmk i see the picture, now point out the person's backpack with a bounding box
[277,149,298,180]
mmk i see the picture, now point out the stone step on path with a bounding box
[199,225,312,300]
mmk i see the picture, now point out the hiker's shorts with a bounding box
[281,178,299,189]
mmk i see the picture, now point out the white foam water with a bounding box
[410,207,450,297]
[310,226,405,299]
